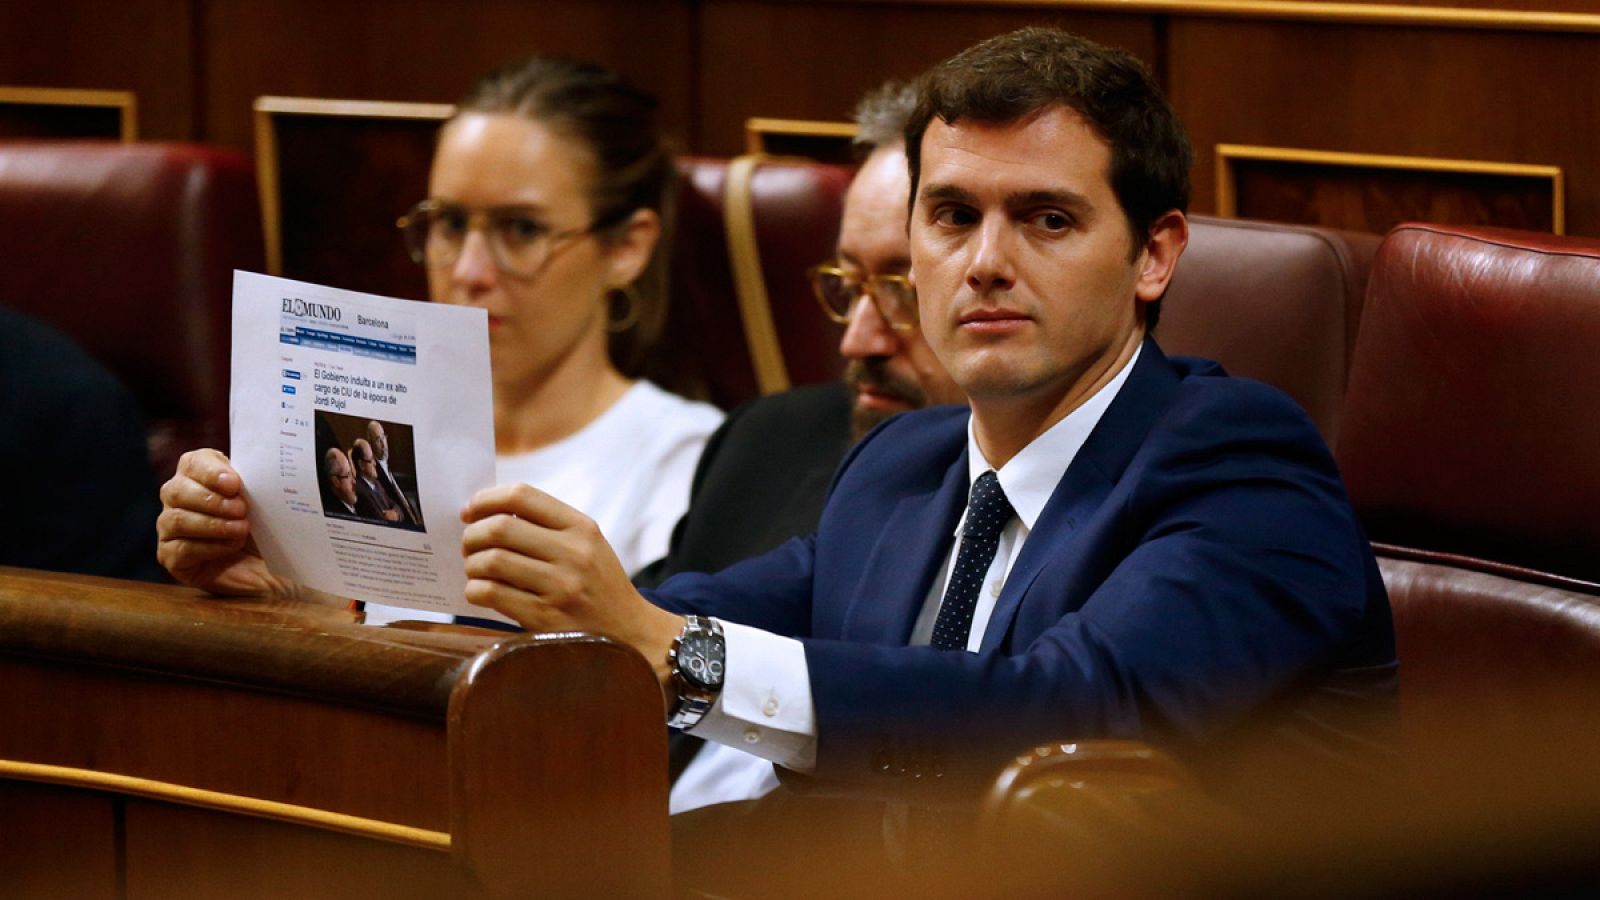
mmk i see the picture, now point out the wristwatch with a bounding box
[666,615,725,730]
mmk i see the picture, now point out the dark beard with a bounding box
[844,358,929,441]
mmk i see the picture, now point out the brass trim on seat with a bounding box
[0,758,451,851]
[0,86,138,141]
[723,153,792,395]
[254,97,458,121]
[873,0,1600,34]
[1215,143,1566,234]
[251,96,456,276]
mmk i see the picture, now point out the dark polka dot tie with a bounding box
[931,470,1014,651]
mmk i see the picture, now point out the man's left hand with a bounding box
[460,483,685,689]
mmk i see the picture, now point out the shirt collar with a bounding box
[964,342,1143,531]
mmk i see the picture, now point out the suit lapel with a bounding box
[979,339,1182,653]
[840,446,970,646]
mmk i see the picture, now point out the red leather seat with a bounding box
[1337,224,1600,589]
[1380,556,1600,765]
[0,142,265,481]
[1336,223,1600,773]
[1161,216,1379,446]
[666,156,851,410]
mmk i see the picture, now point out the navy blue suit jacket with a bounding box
[647,340,1396,789]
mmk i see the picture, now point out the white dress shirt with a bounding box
[672,347,1141,811]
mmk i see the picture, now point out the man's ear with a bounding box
[1133,210,1188,304]
[604,208,663,289]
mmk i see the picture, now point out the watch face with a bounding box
[677,632,725,691]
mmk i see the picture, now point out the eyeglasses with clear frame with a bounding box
[807,264,918,331]
[396,200,601,281]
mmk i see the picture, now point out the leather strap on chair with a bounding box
[723,153,792,395]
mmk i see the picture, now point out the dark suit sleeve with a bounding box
[647,535,819,639]
[0,311,163,581]
[352,480,387,520]
[633,383,852,588]
[642,387,889,631]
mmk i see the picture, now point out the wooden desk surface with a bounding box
[0,566,670,897]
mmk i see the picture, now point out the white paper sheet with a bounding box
[229,270,506,622]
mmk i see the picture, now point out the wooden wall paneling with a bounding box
[0,566,672,895]
[696,2,1161,156]
[0,568,476,829]
[203,0,695,155]
[0,655,455,830]
[850,0,1600,25]
[0,86,138,141]
[0,782,120,899]
[1216,144,1563,234]
[0,0,195,141]
[122,802,454,899]
[255,97,451,298]
[1168,18,1600,236]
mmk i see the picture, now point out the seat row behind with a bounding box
[4,142,1598,774]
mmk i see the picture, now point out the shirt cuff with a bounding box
[687,619,817,771]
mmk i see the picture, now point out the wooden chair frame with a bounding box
[252,96,454,277]
[743,117,857,156]
[0,86,138,141]
[1215,143,1565,234]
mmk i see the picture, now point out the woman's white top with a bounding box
[362,380,723,625]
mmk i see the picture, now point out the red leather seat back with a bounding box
[742,159,852,392]
[1159,216,1380,446]
[660,158,756,408]
[0,142,265,481]
[1337,224,1600,587]
[666,156,850,410]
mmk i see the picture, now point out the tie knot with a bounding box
[963,471,1013,541]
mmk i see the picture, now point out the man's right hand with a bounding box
[157,449,293,596]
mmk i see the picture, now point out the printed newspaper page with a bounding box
[230,271,506,622]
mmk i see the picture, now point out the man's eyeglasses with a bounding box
[397,200,599,281]
[808,265,918,331]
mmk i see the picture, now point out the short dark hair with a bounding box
[454,56,675,373]
[905,27,1191,328]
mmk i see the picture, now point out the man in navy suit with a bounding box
[457,24,1395,830]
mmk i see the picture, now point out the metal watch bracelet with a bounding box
[666,616,724,730]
